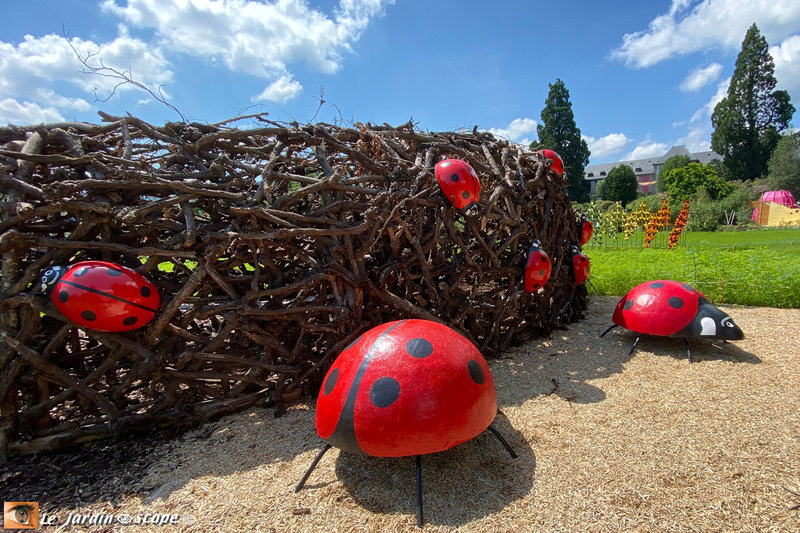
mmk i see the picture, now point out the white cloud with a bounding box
[771,34,800,92]
[625,141,670,160]
[0,32,173,124]
[0,98,64,124]
[690,76,730,123]
[488,117,537,146]
[680,62,723,91]
[676,125,712,152]
[612,0,800,68]
[253,75,303,103]
[583,133,629,158]
[101,0,394,101]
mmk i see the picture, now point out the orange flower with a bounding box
[668,199,690,249]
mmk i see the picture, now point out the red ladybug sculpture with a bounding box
[434,159,481,210]
[524,239,551,293]
[41,261,159,332]
[578,216,593,245]
[600,280,744,362]
[536,149,564,177]
[571,245,590,284]
[296,319,516,527]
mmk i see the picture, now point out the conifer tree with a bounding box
[532,79,591,201]
[711,23,795,180]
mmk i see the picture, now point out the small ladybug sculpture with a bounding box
[536,149,564,177]
[600,280,744,363]
[41,261,160,332]
[571,245,590,284]
[577,215,593,245]
[434,158,481,210]
[524,239,551,293]
[295,319,517,527]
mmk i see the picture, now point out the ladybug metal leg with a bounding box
[599,324,617,337]
[487,424,518,459]
[415,455,424,528]
[628,336,641,356]
[684,339,693,364]
[294,443,332,493]
[587,278,600,295]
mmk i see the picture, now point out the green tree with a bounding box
[531,79,591,202]
[664,162,735,202]
[767,132,800,199]
[711,23,795,180]
[600,164,638,205]
[657,154,691,192]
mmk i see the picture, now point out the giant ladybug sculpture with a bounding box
[536,149,564,177]
[295,319,517,527]
[600,280,744,363]
[41,260,160,332]
[577,215,593,245]
[524,239,551,293]
[571,245,591,285]
[434,158,481,210]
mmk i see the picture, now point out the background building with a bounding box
[584,146,723,196]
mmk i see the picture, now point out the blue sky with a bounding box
[1,0,799,164]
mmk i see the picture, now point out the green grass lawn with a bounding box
[584,228,800,308]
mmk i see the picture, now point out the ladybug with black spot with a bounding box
[577,215,593,245]
[295,319,516,527]
[434,159,481,210]
[601,280,744,362]
[571,245,591,284]
[536,149,564,177]
[41,260,160,332]
[524,239,551,293]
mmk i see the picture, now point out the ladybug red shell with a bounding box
[41,261,160,332]
[612,280,744,340]
[524,239,551,293]
[578,218,593,245]
[434,159,481,210]
[571,246,590,284]
[536,149,564,177]
[316,319,496,457]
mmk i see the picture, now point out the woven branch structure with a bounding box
[0,113,586,459]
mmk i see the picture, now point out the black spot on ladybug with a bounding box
[324,368,339,395]
[533,283,540,288]
[405,338,433,358]
[58,290,69,303]
[140,286,152,298]
[107,268,123,277]
[75,267,89,277]
[462,191,470,199]
[468,360,485,384]
[650,282,664,288]
[539,269,546,276]
[123,316,138,326]
[623,299,634,310]
[682,283,696,292]
[81,310,97,321]
[450,173,459,183]
[541,257,547,262]
[370,377,400,408]
[668,297,684,309]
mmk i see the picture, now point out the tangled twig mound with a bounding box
[0,113,586,458]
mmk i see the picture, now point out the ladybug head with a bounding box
[695,299,745,340]
[41,266,66,294]
[530,238,542,250]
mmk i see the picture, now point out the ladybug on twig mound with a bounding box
[295,319,517,527]
[600,280,744,362]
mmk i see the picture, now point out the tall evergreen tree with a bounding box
[767,132,800,199]
[711,23,795,180]
[531,79,591,202]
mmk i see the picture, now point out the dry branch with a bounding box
[0,114,586,458]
